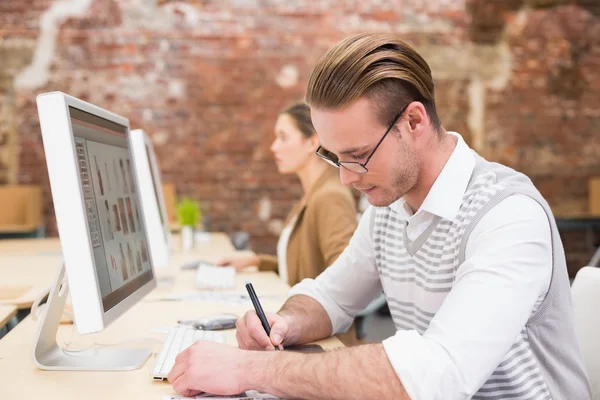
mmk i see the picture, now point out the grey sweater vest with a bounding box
[373,154,590,399]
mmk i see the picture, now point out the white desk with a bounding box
[0,254,63,309]
[0,233,238,309]
[0,237,62,256]
[0,271,341,398]
[0,232,343,398]
[0,232,234,256]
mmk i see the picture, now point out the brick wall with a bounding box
[1,0,599,274]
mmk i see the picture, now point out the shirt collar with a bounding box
[389,132,475,221]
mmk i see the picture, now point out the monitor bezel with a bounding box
[37,91,157,334]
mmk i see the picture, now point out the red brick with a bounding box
[0,0,598,276]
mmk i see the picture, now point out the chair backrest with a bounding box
[356,292,387,318]
[571,266,600,398]
[229,231,249,250]
[0,184,43,232]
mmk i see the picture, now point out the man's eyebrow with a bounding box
[338,144,371,155]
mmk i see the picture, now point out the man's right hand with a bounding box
[235,310,290,350]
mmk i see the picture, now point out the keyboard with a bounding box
[152,326,225,380]
[195,264,236,289]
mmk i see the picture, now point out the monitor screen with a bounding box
[69,107,154,312]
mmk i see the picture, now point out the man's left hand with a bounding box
[167,340,250,396]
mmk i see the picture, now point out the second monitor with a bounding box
[130,129,171,268]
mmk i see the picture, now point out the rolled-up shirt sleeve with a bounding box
[382,195,552,400]
[289,206,383,334]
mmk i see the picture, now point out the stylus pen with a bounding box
[245,281,281,350]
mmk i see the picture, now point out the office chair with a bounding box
[571,266,600,398]
[0,184,44,238]
[355,292,388,339]
[229,231,249,250]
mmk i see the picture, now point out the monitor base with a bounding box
[32,262,151,371]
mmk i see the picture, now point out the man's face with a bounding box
[311,98,419,207]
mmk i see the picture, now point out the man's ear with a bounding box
[406,102,428,137]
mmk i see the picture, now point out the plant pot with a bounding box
[181,225,194,251]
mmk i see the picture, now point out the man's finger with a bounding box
[247,316,272,348]
[172,371,191,395]
[236,330,249,349]
[238,327,266,350]
[175,346,191,364]
[235,318,250,348]
[167,358,187,384]
[269,319,288,347]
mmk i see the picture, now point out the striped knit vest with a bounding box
[373,154,590,399]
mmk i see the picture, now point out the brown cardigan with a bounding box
[257,167,358,286]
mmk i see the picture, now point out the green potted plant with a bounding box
[176,198,201,251]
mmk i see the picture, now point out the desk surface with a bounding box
[0,232,234,255]
[0,236,62,255]
[0,269,341,399]
[0,254,63,309]
[0,305,16,327]
[0,233,238,309]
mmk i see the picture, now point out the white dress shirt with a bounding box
[289,132,552,399]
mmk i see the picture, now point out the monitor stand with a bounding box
[33,261,151,371]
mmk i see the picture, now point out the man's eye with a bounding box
[352,153,366,161]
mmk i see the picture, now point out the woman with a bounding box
[217,102,357,287]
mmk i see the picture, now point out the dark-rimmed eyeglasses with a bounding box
[315,103,410,174]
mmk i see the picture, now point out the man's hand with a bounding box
[167,340,248,397]
[235,310,290,350]
[167,338,409,400]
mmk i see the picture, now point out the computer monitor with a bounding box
[34,92,156,370]
[130,129,171,268]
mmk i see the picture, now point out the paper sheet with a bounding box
[163,396,251,400]
[163,390,282,400]
[161,292,285,305]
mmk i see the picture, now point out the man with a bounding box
[168,33,590,399]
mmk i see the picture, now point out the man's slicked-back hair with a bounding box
[306,33,441,130]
